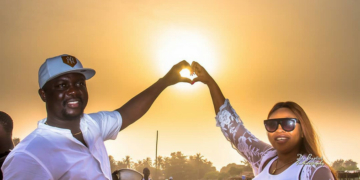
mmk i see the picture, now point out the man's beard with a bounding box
[61,109,84,121]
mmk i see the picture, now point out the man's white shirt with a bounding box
[2,111,122,180]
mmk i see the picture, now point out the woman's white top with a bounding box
[253,156,302,180]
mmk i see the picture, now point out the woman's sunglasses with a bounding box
[264,118,300,132]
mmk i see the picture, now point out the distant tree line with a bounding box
[109,152,253,180]
[331,159,359,171]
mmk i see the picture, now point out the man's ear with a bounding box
[38,89,46,102]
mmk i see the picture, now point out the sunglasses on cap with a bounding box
[264,118,300,132]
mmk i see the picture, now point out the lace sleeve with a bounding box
[299,158,335,180]
[215,99,276,175]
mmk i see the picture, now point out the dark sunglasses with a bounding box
[264,118,300,132]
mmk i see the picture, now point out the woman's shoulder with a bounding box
[258,150,277,174]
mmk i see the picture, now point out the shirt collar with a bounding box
[37,114,89,134]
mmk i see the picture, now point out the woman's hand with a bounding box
[191,61,213,85]
[191,61,225,114]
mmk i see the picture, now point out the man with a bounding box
[2,54,192,179]
[0,111,14,180]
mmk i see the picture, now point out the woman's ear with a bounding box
[38,89,46,102]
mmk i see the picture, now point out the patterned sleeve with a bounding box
[215,99,277,175]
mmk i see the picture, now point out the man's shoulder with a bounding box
[85,111,122,125]
[86,111,121,119]
[11,129,57,154]
[0,151,11,167]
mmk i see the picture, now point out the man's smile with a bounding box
[63,98,82,108]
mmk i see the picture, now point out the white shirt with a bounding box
[253,156,303,180]
[2,111,122,180]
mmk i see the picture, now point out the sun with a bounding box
[179,69,193,80]
[153,28,219,90]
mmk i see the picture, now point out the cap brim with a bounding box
[41,68,96,88]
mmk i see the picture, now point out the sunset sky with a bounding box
[0,0,359,171]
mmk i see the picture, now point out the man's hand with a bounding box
[191,61,213,84]
[162,60,192,86]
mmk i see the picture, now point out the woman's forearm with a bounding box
[207,77,226,115]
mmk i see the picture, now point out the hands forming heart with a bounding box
[161,60,213,87]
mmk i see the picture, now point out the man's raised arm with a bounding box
[116,60,192,131]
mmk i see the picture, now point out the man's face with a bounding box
[39,73,88,121]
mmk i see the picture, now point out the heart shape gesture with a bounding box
[161,60,193,86]
[162,60,212,86]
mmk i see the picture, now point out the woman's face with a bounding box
[267,108,303,154]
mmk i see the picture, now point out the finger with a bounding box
[194,62,201,75]
[194,61,203,71]
[192,77,201,84]
[190,61,196,75]
[177,60,190,67]
[179,77,192,84]
[176,60,191,71]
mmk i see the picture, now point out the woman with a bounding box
[191,62,337,180]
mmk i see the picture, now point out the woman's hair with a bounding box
[267,101,337,179]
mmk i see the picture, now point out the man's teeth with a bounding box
[68,101,79,104]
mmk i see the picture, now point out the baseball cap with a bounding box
[38,54,96,88]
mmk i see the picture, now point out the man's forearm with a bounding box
[116,78,168,130]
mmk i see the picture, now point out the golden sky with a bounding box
[0,0,359,171]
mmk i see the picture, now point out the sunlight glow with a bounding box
[180,69,195,81]
[153,28,218,90]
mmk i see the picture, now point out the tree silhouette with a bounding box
[122,155,132,169]
[154,155,165,170]
[12,137,20,146]
[143,157,153,168]
[194,153,204,179]
[109,155,127,172]
[228,166,242,176]
[332,159,359,171]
